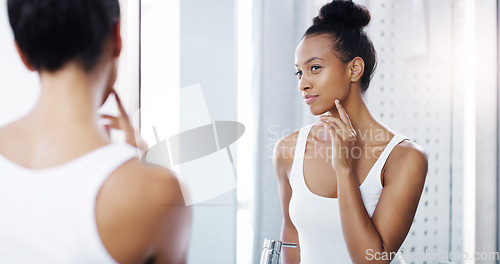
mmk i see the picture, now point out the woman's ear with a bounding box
[112,21,122,58]
[349,57,365,82]
[14,41,36,72]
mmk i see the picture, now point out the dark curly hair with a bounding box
[304,0,377,92]
[8,0,120,72]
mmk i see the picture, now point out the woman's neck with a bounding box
[25,64,105,130]
[327,86,393,146]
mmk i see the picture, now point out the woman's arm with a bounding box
[336,145,427,263]
[320,100,428,263]
[96,163,192,264]
[274,134,301,264]
[98,91,191,263]
[153,170,192,264]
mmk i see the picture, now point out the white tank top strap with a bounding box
[289,124,314,181]
[82,144,138,186]
[361,133,410,189]
[79,144,138,264]
[78,144,138,213]
[374,133,409,167]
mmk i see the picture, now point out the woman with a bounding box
[0,0,190,263]
[274,1,428,263]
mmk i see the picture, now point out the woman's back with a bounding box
[0,122,191,263]
[0,141,136,263]
[4,0,191,262]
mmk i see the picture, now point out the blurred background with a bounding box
[0,0,498,264]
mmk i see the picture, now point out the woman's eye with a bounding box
[294,70,303,78]
[311,65,322,72]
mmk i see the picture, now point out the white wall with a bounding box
[140,0,238,263]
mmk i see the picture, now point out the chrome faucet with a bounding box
[260,238,297,264]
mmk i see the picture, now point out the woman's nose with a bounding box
[299,77,311,91]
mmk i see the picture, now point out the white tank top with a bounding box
[0,144,137,264]
[288,124,408,263]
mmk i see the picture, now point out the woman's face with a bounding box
[294,34,352,115]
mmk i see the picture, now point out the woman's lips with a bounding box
[304,95,318,104]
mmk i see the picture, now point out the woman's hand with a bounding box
[319,99,357,173]
[101,89,149,154]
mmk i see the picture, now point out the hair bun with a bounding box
[312,0,370,28]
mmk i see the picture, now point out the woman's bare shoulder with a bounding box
[392,140,428,165]
[96,159,187,262]
[104,158,184,206]
[0,122,26,149]
[273,130,299,168]
[273,124,320,172]
[384,139,428,185]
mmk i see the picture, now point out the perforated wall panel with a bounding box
[363,1,459,263]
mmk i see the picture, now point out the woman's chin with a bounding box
[309,106,327,116]
[307,100,337,115]
[309,103,337,116]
